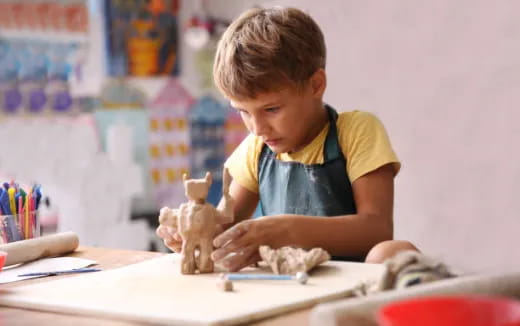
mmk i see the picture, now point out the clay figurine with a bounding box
[159,168,234,274]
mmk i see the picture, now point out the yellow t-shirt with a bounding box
[225,110,401,194]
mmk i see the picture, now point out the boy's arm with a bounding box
[287,163,395,257]
[216,168,235,224]
[212,163,395,270]
[217,179,259,227]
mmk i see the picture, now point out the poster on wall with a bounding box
[148,78,193,209]
[104,0,180,77]
[0,0,90,116]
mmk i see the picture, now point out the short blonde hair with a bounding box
[213,7,326,99]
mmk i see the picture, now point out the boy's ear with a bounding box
[310,69,327,98]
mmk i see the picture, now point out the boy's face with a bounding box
[229,70,327,154]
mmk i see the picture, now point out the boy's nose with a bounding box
[250,118,269,136]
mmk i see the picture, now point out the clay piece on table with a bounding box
[374,250,455,292]
[216,275,234,292]
[158,167,235,275]
[258,245,331,275]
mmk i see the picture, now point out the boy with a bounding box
[157,6,418,272]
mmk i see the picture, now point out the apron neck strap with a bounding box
[323,105,342,161]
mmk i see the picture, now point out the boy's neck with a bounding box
[289,104,329,153]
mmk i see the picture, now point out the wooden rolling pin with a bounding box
[0,232,79,266]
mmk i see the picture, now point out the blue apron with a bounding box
[258,105,363,261]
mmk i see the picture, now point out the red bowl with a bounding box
[378,295,520,326]
[0,251,6,272]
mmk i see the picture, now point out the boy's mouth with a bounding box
[264,138,281,146]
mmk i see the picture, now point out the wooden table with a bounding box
[0,247,310,326]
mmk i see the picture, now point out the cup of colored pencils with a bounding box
[0,182,42,244]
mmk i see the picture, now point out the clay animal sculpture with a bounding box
[159,168,234,274]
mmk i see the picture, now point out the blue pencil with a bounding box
[18,268,102,277]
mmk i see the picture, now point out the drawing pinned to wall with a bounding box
[189,95,227,206]
[105,0,180,77]
[95,79,150,215]
[148,78,194,209]
[0,1,89,33]
[0,0,90,116]
[0,39,22,115]
[0,40,83,116]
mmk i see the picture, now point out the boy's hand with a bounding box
[156,225,183,252]
[156,223,228,253]
[211,216,291,272]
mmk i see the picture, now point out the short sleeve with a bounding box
[224,134,261,193]
[339,111,401,182]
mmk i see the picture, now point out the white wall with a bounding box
[202,0,520,273]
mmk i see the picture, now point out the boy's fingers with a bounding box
[171,242,182,252]
[215,224,225,236]
[230,252,261,272]
[164,226,182,241]
[164,239,182,253]
[166,226,178,236]
[220,245,258,272]
[211,233,252,261]
[156,226,173,241]
[213,222,249,248]
[211,243,235,262]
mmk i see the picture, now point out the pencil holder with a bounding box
[0,210,40,244]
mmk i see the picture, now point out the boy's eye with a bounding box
[265,107,279,113]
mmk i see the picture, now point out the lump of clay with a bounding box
[259,246,330,275]
[375,250,455,292]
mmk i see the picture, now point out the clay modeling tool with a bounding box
[222,272,309,284]
[217,272,309,292]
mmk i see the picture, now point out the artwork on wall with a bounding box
[148,78,193,209]
[104,0,180,77]
[0,0,90,116]
[189,95,228,206]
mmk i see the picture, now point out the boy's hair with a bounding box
[213,7,326,99]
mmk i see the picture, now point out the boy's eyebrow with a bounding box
[229,101,281,111]
[258,102,281,109]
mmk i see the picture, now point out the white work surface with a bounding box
[0,254,384,326]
